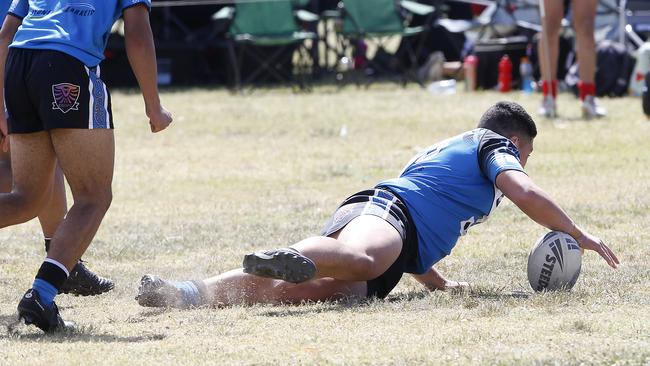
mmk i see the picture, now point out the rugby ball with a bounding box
[527,231,582,291]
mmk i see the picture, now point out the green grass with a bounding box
[1,86,649,365]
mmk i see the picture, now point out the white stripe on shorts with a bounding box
[85,66,94,129]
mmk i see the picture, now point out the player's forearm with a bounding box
[124,9,161,115]
[507,182,583,239]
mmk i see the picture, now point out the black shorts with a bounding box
[320,188,419,299]
[5,48,114,134]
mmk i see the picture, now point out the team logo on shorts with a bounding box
[52,83,81,114]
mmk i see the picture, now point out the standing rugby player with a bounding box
[0,0,172,332]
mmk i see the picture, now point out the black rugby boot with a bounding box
[242,247,316,283]
[17,289,74,333]
[60,260,115,296]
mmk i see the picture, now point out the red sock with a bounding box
[578,81,596,101]
[542,80,557,98]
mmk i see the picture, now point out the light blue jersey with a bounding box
[1,0,11,22]
[378,128,524,274]
[8,0,151,66]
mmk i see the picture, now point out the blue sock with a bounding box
[173,281,204,307]
[32,278,58,307]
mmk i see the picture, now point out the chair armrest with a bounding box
[295,9,320,23]
[212,6,235,21]
[400,0,434,16]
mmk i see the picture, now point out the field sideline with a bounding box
[1,86,649,365]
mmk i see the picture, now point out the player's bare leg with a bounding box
[537,0,564,117]
[0,132,56,227]
[1,144,114,297]
[137,270,367,308]
[572,0,605,118]
[46,129,114,271]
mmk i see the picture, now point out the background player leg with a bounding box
[0,132,56,227]
[572,0,605,118]
[537,0,564,117]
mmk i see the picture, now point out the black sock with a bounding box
[35,260,68,292]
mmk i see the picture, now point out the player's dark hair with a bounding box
[477,101,537,140]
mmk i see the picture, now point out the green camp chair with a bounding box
[336,0,435,86]
[213,0,318,90]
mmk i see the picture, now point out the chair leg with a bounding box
[227,39,241,91]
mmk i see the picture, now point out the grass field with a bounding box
[1,85,649,365]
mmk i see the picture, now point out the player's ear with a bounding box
[509,135,520,146]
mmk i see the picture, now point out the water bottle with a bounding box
[519,56,534,94]
[463,55,478,91]
[630,42,650,96]
[498,55,512,92]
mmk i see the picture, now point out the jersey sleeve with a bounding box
[477,130,524,183]
[8,0,29,19]
[120,0,152,12]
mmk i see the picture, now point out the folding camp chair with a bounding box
[333,0,435,86]
[213,0,318,90]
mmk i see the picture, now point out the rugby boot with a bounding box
[59,260,115,296]
[135,275,184,308]
[242,247,316,283]
[17,289,74,333]
[538,95,557,118]
[581,95,607,119]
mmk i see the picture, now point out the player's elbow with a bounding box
[504,183,538,207]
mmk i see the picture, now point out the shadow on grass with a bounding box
[1,314,166,343]
[259,297,367,317]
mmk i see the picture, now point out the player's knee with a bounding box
[9,193,43,223]
[75,189,112,213]
[349,254,383,280]
[573,18,595,37]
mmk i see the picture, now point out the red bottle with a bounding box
[498,54,512,92]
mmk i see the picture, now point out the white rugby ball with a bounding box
[527,231,582,291]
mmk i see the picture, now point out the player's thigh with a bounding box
[49,129,114,199]
[332,215,402,272]
[277,278,367,303]
[8,132,57,201]
[571,0,597,33]
[543,0,565,31]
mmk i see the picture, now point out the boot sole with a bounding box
[60,282,115,297]
[242,251,316,283]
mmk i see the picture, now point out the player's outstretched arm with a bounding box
[496,169,620,268]
[0,15,22,151]
[411,267,469,292]
[123,4,172,133]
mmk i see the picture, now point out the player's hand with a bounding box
[0,112,9,152]
[147,105,173,133]
[575,231,619,269]
[444,280,470,293]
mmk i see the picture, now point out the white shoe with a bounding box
[538,95,557,118]
[582,95,607,119]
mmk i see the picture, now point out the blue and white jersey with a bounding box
[378,128,525,274]
[8,0,151,66]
